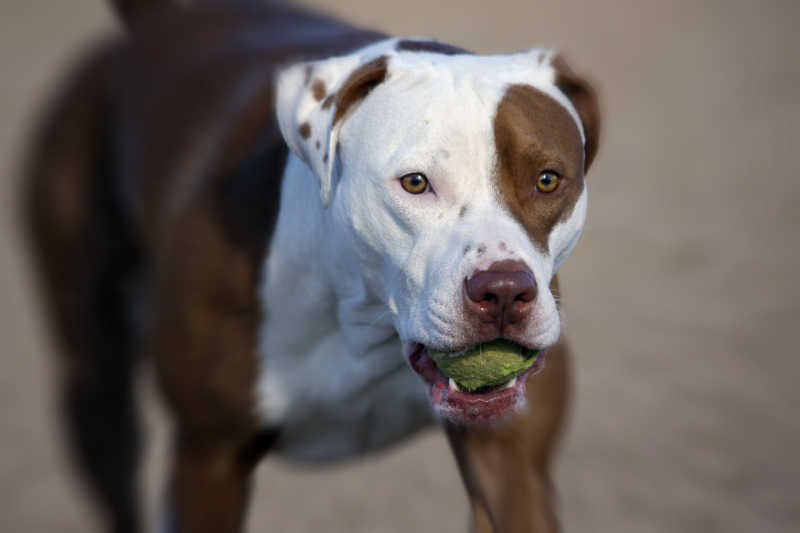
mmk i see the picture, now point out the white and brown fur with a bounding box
[23,0,600,531]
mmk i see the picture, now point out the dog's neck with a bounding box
[256,152,405,427]
[263,152,397,347]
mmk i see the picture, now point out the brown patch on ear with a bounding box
[332,55,389,126]
[298,122,311,139]
[396,39,472,55]
[551,55,601,172]
[494,85,585,252]
[311,79,326,101]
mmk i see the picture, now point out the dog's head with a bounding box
[276,39,599,424]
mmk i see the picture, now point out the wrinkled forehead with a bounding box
[385,50,585,143]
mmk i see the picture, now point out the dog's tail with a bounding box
[109,0,286,28]
[109,0,171,28]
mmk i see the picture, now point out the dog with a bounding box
[23,0,600,531]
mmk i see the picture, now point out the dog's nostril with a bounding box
[514,285,537,303]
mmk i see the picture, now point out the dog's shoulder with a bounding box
[108,3,384,251]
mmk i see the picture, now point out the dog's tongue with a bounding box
[428,340,538,391]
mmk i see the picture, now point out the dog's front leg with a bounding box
[169,436,255,533]
[153,225,278,532]
[445,342,570,533]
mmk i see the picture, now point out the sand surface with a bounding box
[1,1,798,531]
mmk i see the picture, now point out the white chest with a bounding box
[256,324,434,463]
[254,157,434,462]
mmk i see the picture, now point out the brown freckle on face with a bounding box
[477,245,486,255]
[323,153,328,163]
[311,79,326,101]
[458,205,468,219]
[298,122,311,139]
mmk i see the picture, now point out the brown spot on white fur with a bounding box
[395,39,471,55]
[332,55,389,126]
[298,122,311,139]
[311,79,326,101]
[493,83,594,252]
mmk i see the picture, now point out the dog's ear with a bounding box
[549,54,601,173]
[276,54,389,206]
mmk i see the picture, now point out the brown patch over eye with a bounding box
[493,84,585,252]
[400,173,429,194]
[536,171,560,193]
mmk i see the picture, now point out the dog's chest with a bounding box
[256,323,434,462]
[253,160,434,462]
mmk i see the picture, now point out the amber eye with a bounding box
[536,171,560,193]
[400,173,429,194]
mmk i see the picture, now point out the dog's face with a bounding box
[277,39,599,423]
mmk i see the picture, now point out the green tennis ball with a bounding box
[428,339,539,392]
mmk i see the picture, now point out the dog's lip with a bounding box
[408,341,547,425]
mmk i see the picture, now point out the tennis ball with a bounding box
[428,339,538,392]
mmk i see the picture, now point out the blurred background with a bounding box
[1,0,798,531]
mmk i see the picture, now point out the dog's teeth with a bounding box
[448,378,462,392]
[503,376,517,390]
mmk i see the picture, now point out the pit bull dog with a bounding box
[23,0,600,531]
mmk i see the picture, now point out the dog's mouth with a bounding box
[408,341,546,425]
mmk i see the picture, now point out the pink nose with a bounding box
[464,260,537,327]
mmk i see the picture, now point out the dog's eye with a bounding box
[400,173,429,195]
[536,171,560,193]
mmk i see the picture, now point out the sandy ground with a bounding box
[2,1,799,531]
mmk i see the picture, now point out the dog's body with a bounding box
[25,1,599,531]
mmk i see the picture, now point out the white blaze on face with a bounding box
[322,45,588,353]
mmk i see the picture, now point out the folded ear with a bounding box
[275,53,390,206]
[551,55,601,173]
